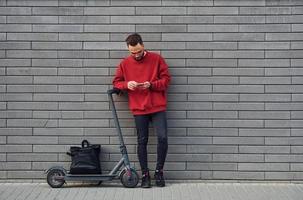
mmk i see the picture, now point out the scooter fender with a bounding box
[45,166,67,175]
[118,166,135,178]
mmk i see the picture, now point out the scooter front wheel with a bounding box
[47,168,65,188]
[120,168,139,188]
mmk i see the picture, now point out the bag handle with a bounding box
[82,140,90,148]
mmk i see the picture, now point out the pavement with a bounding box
[1,181,303,200]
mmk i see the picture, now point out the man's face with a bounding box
[128,43,145,61]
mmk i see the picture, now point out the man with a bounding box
[112,33,171,188]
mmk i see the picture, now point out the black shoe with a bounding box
[141,171,151,188]
[154,169,165,187]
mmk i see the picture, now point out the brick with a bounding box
[0,7,31,15]
[266,137,303,145]
[33,25,83,32]
[7,50,57,58]
[163,33,212,41]
[214,50,264,58]
[162,0,212,6]
[84,42,125,50]
[163,16,213,24]
[213,68,264,76]
[0,42,30,49]
[168,119,212,128]
[213,120,263,128]
[111,0,161,6]
[136,7,186,15]
[239,42,289,49]
[214,85,264,93]
[266,103,303,111]
[170,68,211,76]
[7,16,58,24]
[169,85,212,93]
[0,76,32,84]
[239,129,290,137]
[33,128,84,136]
[188,111,237,119]
[266,155,303,162]
[84,7,134,15]
[7,33,58,41]
[188,7,238,15]
[7,119,58,128]
[0,145,32,153]
[187,42,237,50]
[188,25,238,32]
[187,145,238,153]
[215,0,265,6]
[266,0,303,6]
[59,33,109,41]
[0,24,30,32]
[213,154,264,162]
[145,42,186,50]
[32,42,82,50]
[58,85,108,93]
[187,163,237,171]
[213,171,265,180]
[8,136,58,144]
[0,33,5,40]
[34,76,84,84]
[7,171,44,179]
[215,16,265,24]
[239,163,289,171]
[266,33,303,41]
[7,67,57,76]
[7,85,57,93]
[240,77,291,84]
[7,153,57,161]
[85,25,135,32]
[111,16,161,24]
[110,33,161,42]
[266,15,303,23]
[59,102,108,110]
[59,68,108,75]
[59,119,109,127]
[188,128,238,136]
[33,7,83,15]
[8,102,58,110]
[239,146,290,153]
[213,137,264,145]
[240,7,291,15]
[0,162,31,170]
[58,136,110,144]
[214,103,264,110]
[239,24,290,32]
[136,25,186,32]
[214,33,265,41]
[162,51,211,58]
[265,172,303,180]
[0,128,32,136]
[238,59,290,67]
[8,0,58,6]
[34,94,84,101]
[189,77,237,85]
[240,111,290,119]
[187,59,237,67]
[1,111,32,119]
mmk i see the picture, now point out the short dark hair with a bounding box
[125,33,143,46]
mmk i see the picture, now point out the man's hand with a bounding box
[138,81,151,89]
[127,81,138,90]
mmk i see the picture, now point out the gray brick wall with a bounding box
[0,0,303,181]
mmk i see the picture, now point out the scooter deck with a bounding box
[63,174,118,181]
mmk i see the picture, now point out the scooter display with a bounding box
[46,88,139,188]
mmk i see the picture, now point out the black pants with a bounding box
[134,111,168,172]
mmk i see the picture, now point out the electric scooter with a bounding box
[46,88,139,188]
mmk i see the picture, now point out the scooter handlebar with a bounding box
[107,88,122,95]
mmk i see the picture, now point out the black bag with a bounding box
[67,140,101,174]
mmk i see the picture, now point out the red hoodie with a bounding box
[113,51,171,115]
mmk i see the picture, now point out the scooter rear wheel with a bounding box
[120,168,139,188]
[47,168,65,188]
